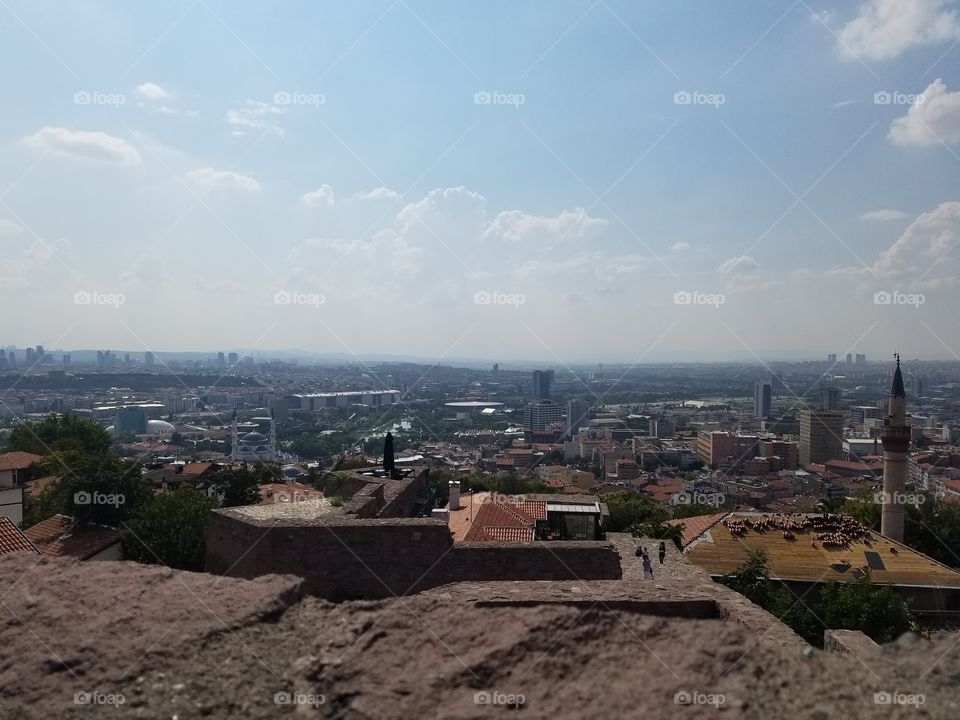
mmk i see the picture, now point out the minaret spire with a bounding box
[881,353,910,543]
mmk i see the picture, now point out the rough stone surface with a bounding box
[2,543,959,719]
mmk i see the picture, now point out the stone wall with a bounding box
[205,510,621,601]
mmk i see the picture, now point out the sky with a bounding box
[1,0,960,364]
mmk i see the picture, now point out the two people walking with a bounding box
[635,541,668,580]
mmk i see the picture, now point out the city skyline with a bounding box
[2,0,960,362]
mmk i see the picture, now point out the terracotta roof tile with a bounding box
[0,516,39,557]
[0,452,43,472]
[23,514,120,560]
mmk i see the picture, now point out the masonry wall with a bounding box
[205,510,621,601]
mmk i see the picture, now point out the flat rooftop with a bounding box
[229,497,341,521]
[686,512,960,588]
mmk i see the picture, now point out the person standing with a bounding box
[658,541,666,564]
[642,552,654,580]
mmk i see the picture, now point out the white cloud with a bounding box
[226,99,285,137]
[888,79,960,146]
[0,219,23,237]
[351,186,400,201]
[303,185,336,207]
[135,82,171,100]
[838,0,960,61]
[21,127,141,166]
[186,168,261,192]
[873,201,960,283]
[860,209,908,221]
[484,207,608,243]
[669,241,690,253]
[0,239,71,287]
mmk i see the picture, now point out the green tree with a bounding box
[6,414,111,456]
[213,466,262,507]
[603,492,668,532]
[122,487,217,571]
[819,575,912,644]
[628,520,683,549]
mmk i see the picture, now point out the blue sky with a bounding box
[2,0,960,363]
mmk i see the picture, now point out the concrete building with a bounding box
[290,391,400,410]
[566,399,589,437]
[523,400,562,432]
[753,380,772,418]
[881,357,911,543]
[532,370,554,400]
[820,387,841,411]
[799,409,844,466]
[696,431,759,469]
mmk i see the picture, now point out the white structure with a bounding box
[231,411,277,462]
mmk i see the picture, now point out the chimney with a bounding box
[448,481,461,511]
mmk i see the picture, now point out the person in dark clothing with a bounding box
[658,541,666,564]
[642,553,654,580]
[635,545,643,557]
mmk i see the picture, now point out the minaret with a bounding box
[880,354,910,543]
[269,409,277,462]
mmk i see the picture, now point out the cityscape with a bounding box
[3,1,960,719]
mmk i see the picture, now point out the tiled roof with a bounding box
[0,517,39,557]
[0,451,43,472]
[23,514,120,560]
[666,512,730,548]
[479,527,535,542]
[463,499,546,542]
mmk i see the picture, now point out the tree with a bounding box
[383,432,396,477]
[122,487,217,571]
[819,575,912,644]
[6,414,111,456]
[214,466,262,507]
[37,451,151,527]
[603,492,669,532]
[628,520,683,549]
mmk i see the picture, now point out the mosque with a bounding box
[230,411,277,463]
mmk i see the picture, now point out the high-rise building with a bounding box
[217,352,226,368]
[566,399,589,437]
[524,400,562,431]
[820,387,841,411]
[846,353,853,364]
[228,352,239,365]
[62,353,71,365]
[799,409,844,466]
[881,356,910,543]
[145,351,155,367]
[753,380,772,418]
[531,370,554,399]
[855,353,866,364]
[827,353,837,363]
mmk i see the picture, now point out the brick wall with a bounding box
[205,509,621,601]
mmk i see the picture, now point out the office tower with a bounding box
[846,353,853,364]
[145,351,155,367]
[217,352,226,368]
[567,399,589,436]
[827,353,837,363]
[753,380,772,418]
[881,356,910,543]
[532,369,554,399]
[523,400,562,431]
[855,353,866,364]
[799,408,843,466]
[228,352,239,365]
[820,387,841,411]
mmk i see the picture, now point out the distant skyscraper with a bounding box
[145,351,155,367]
[532,369,554,399]
[827,353,837,363]
[881,356,910,543]
[820,387,841,411]
[228,352,239,365]
[524,400,562,431]
[217,352,226,368]
[492,363,499,373]
[855,353,866,364]
[799,408,843,466]
[62,353,71,365]
[846,353,853,364]
[753,380,772,418]
[567,399,589,436]
[913,376,923,398]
